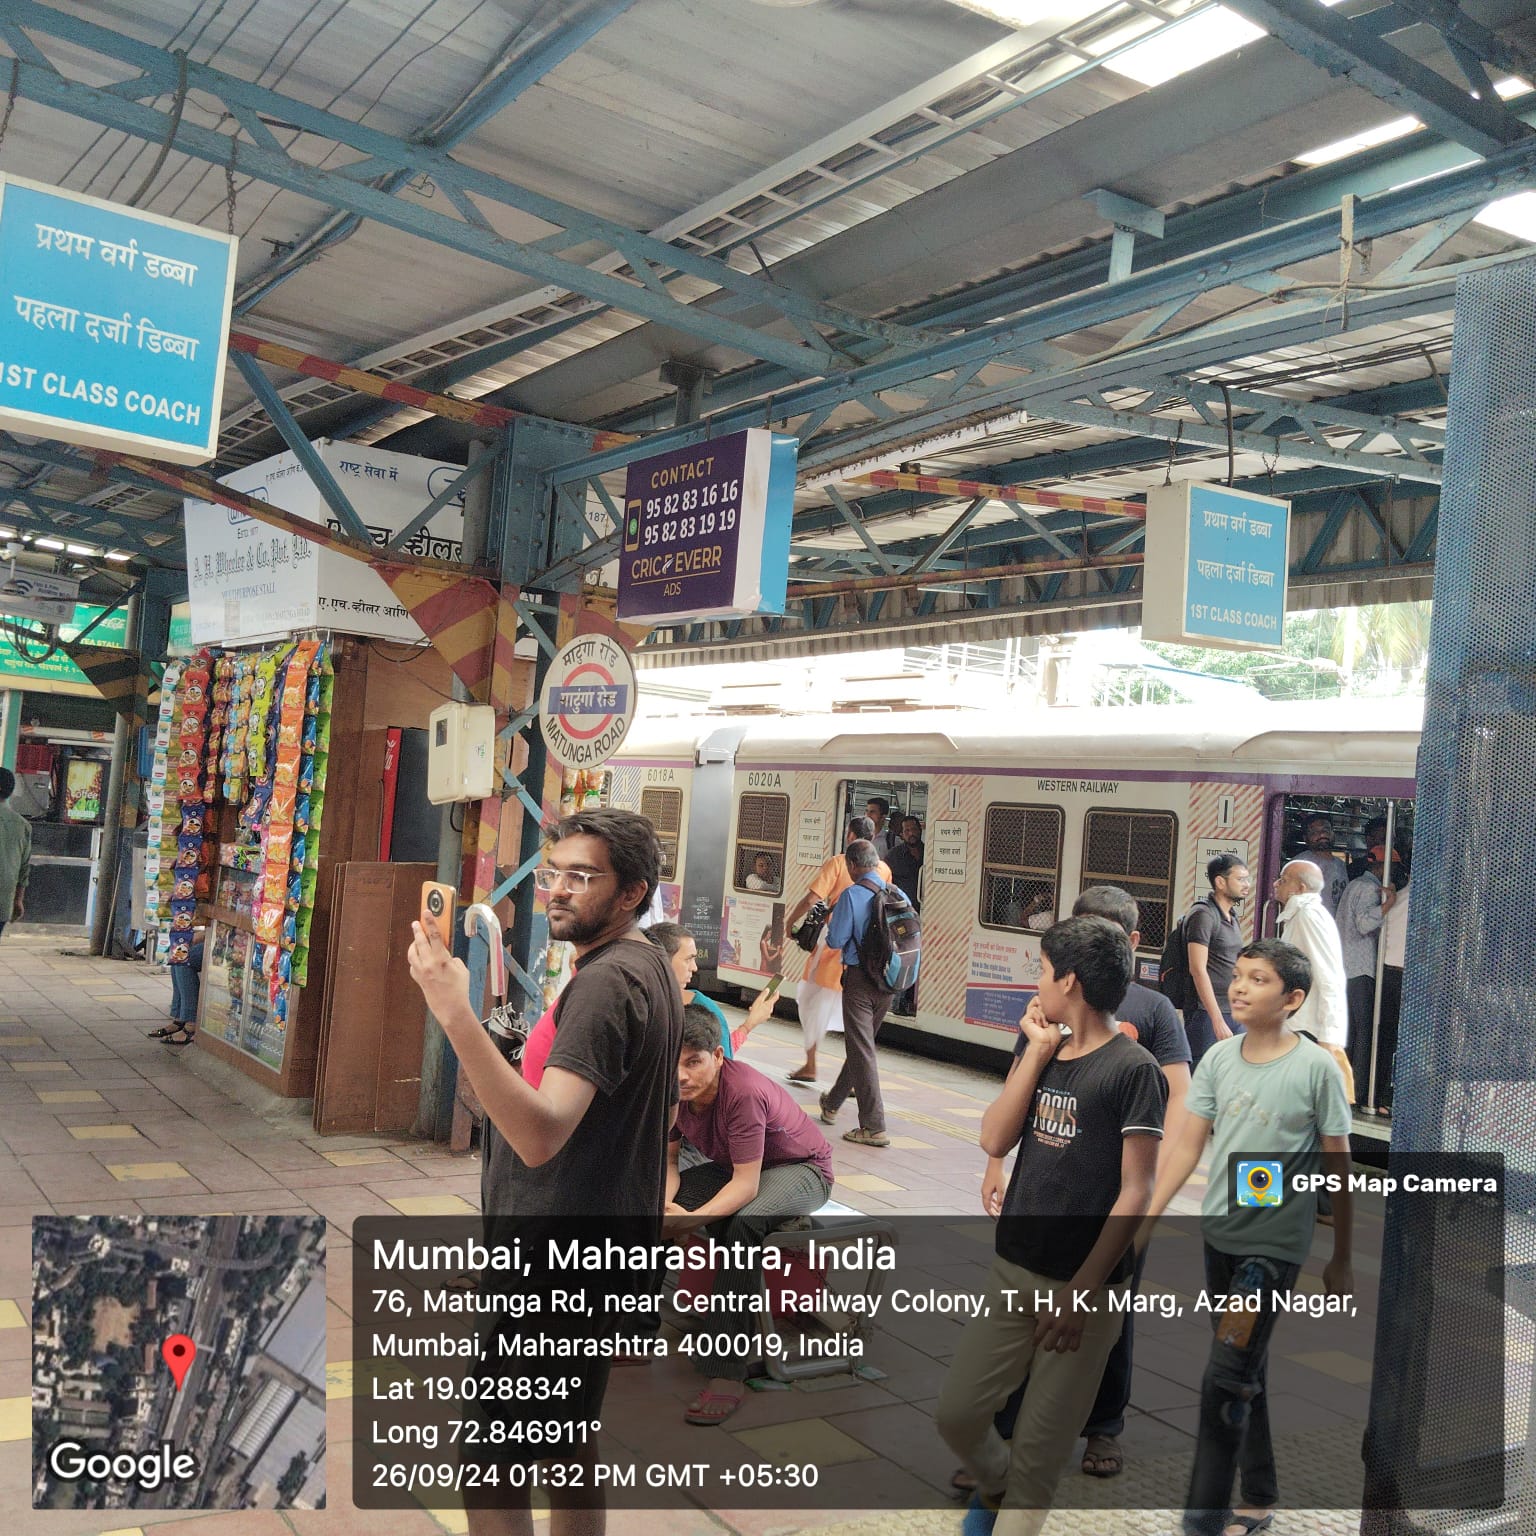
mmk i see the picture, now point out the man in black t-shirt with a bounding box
[937,916,1165,1529]
[408,807,683,1534]
[966,887,1190,1489]
[1183,853,1250,1067]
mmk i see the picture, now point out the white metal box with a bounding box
[427,701,495,805]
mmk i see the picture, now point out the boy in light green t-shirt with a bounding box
[1141,938,1354,1536]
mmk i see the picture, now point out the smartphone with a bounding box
[420,881,457,948]
[765,974,784,997]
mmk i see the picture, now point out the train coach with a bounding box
[608,698,1420,1071]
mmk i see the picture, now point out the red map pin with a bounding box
[162,1334,196,1390]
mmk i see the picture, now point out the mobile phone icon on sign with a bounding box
[624,499,642,552]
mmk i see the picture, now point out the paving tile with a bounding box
[8,1060,73,1073]
[836,1174,905,1193]
[0,1301,21,1330]
[729,1415,878,1466]
[322,1147,400,1166]
[0,1396,25,1442]
[385,1193,476,1215]
[106,1160,193,1182]
[1284,1349,1373,1385]
[66,1123,144,1141]
[34,1088,103,1103]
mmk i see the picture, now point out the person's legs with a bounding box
[791,977,838,1081]
[823,969,891,1134]
[1377,967,1403,1111]
[678,1162,831,1417]
[1081,1244,1147,1459]
[936,1256,1047,1500]
[1183,1248,1300,1536]
[1184,1007,1214,1067]
[996,1275,1124,1530]
[1345,974,1376,1107]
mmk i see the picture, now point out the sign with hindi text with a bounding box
[0,601,130,696]
[183,442,466,644]
[539,633,637,773]
[1141,481,1289,651]
[618,428,795,624]
[0,175,236,464]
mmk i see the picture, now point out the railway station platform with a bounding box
[0,934,1378,1536]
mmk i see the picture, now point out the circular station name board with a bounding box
[538,633,637,773]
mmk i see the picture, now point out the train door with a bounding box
[1267,791,1415,1120]
[838,776,929,1008]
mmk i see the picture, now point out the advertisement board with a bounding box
[618,428,795,624]
[183,442,466,644]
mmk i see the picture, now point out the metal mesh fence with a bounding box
[979,803,1063,929]
[1364,259,1536,1533]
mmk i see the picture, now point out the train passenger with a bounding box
[1373,872,1409,1114]
[407,808,682,1534]
[816,839,900,1148]
[665,1004,834,1426]
[1336,847,1396,1109]
[937,915,1165,1536]
[745,850,780,894]
[958,886,1189,1491]
[889,817,924,1016]
[643,922,779,1061]
[865,795,895,856]
[1297,815,1349,914]
[1183,854,1252,1066]
[1139,938,1354,1536]
[782,816,891,1086]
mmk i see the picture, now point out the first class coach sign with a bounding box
[618,427,795,624]
[0,176,237,465]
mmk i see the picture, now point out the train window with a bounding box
[733,792,789,895]
[1080,809,1178,949]
[639,787,683,882]
[979,803,1064,933]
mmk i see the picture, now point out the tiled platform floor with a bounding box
[0,933,1378,1536]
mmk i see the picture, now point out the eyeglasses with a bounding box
[533,866,609,894]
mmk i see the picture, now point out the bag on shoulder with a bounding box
[1158,907,1197,1012]
[791,899,829,953]
[857,878,922,993]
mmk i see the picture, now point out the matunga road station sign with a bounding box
[0,175,237,465]
[617,427,795,624]
[1141,480,1290,651]
[539,633,638,774]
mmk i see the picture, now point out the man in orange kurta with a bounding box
[782,815,892,1084]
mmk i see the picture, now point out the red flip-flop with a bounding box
[684,1389,744,1426]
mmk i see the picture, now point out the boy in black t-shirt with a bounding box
[936,916,1167,1535]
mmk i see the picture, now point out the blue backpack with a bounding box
[857,878,922,992]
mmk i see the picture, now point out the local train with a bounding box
[603,699,1420,1063]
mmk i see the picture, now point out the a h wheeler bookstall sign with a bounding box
[0,175,237,465]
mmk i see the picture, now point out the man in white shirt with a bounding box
[1273,860,1348,1050]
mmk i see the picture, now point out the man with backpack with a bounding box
[1163,853,1251,1067]
[817,838,920,1148]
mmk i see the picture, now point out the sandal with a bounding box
[161,1027,197,1046]
[683,1388,744,1426]
[843,1127,889,1147]
[145,1024,181,1039]
[786,1071,817,1085]
[1222,1517,1274,1536]
[1081,1434,1123,1477]
[818,1093,838,1125]
[951,1467,977,1497]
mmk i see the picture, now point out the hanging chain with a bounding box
[126,48,189,208]
[225,135,238,238]
[0,58,18,152]
[1163,420,1183,486]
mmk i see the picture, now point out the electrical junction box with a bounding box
[427,702,495,804]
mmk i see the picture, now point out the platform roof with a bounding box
[0,0,1531,651]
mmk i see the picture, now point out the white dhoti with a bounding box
[796,974,844,1049]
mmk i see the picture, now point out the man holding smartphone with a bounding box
[407,807,683,1536]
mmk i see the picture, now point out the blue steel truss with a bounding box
[1,2,934,378]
